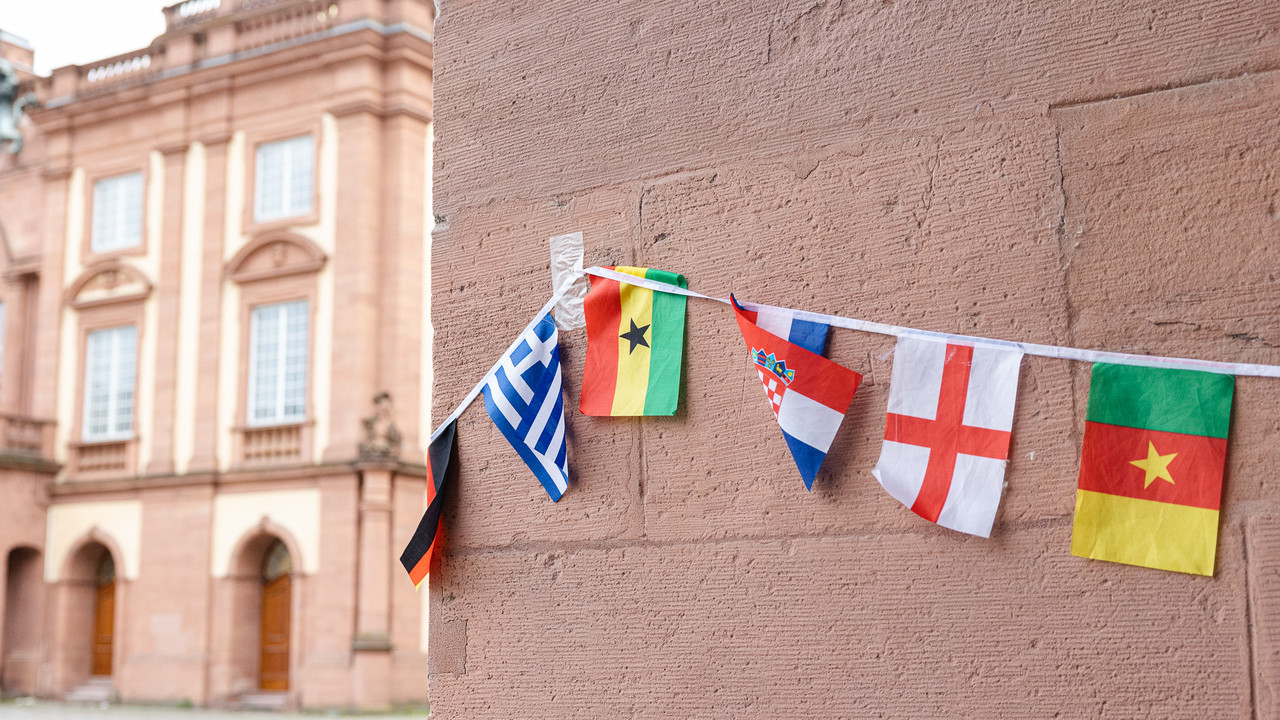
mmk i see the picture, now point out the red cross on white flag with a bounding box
[871,336,1023,537]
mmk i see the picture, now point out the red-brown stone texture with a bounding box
[429,1,1280,717]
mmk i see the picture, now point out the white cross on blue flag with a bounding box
[482,312,570,500]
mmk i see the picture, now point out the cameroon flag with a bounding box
[1071,363,1234,576]
[580,266,687,416]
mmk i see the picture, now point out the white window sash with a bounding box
[247,300,309,426]
[82,325,136,442]
[254,136,313,222]
[92,173,143,253]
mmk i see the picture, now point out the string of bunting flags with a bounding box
[400,259,1280,590]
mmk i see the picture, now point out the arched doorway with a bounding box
[258,540,291,691]
[208,527,302,704]
[51,537,121,695]
[91,554,114,677]
[3,546,45,694]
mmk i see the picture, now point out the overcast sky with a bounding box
[0,1,167,75]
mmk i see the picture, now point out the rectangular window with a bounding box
[254,135,314,222]
[248,299,309,426]
[82,325,137,441]
[91,172,144,253]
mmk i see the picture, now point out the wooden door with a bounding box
[258,574,290,690]
[91,580,114,676]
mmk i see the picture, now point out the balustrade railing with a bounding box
[56,0,344,98]
[237,1,340,51]
[241,423,305,464]
[0,414,55,458]
[74,441,129,474]
[83,50,154,86]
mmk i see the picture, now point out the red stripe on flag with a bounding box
[425,458,437,505]
[1078,421,1226,510]
[907,344,972,522]
[408,538,436,589]
[732,300,859,413]
[580,272,623,415]
[885,414,1011,460]
[881,344,1012,524]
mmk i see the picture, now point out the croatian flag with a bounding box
[482,312,570,501]
[732,296,862,490]
[733,304,830,356]
[872,335,1022,537]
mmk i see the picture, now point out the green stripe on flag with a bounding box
[1086,363,1234,439]
[642,268,687,415]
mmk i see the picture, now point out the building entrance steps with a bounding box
[233,692,289,712]
[63,677,116,704]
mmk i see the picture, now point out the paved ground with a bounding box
[0,699,426,719]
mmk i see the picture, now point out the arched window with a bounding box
[225,232,326,467]
[261,539,292,582]
[65,260,154,478]
[95,553,115,587]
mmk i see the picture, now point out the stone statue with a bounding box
[0,58,38,156]
[359,391,402,460]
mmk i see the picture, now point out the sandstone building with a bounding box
[0,0,435,709]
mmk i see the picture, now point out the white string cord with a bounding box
[584,266,1280,378]
[427,271,586,443]
[426,264,1280,445]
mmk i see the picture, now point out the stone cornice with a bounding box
[36,19,433,129]
[46,458,432,497]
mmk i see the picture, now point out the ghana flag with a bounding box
[580,266,687,416]
[1071,363,1234,576]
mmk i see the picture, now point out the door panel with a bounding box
[259,574,290,690]
[91,581,114,677]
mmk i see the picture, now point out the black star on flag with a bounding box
[620,319,651,354]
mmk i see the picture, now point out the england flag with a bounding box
[872,335,1023,537]
[482,312,570,501]
[732,296,862,490]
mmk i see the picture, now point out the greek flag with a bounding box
[482,312,570,501]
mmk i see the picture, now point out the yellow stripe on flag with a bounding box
[612,267,653,415]
[1070,490,1220,576]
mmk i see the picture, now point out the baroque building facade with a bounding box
[0,0,435,709]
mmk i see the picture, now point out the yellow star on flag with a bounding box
[1129,441,1177,489]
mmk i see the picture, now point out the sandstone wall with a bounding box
[429,1,1280,717]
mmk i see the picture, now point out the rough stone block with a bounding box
[433,186,649,547]
[430,525,1250,719]
[1248,515,1280,719]
[1055,71,1280,507]
[434,0,1280,208]
[631,121,1079,539]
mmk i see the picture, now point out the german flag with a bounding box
[1071,363,1234,576]
[580,266,687,416]
[399,419,457,590]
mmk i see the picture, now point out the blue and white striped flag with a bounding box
[482,312,570,501]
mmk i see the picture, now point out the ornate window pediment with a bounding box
[226,232,327,284]
[65,260,153,309]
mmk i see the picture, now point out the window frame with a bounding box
[246,127,320,232]
[228,233,324,467]
[80,324,139,443]
[63,263,150,478]
[83,162,150,261]
[246,298,311,428]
